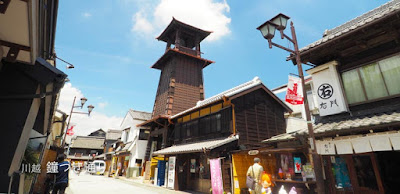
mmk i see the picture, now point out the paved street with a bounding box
[66,171,191,194]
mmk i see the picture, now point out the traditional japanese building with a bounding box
[151,77,291,193]
[264,1,400,193]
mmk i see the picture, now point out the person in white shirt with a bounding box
[247,158,264,194]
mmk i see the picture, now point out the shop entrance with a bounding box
[323,153,384,194]
[376,151,400,194]
[177,155,189,191]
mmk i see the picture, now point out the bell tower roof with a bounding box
[151,48,214,70]
[156,18,212,48]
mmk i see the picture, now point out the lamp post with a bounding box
[257,13,325,193]
[62,96,95,151]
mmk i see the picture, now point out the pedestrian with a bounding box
[247,157,264,194]
[52,154,69,194]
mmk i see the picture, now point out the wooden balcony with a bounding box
[175,46,201,57]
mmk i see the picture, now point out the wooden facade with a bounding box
[151,18,213,117]
[163,82,290,193]
[233,89,287,148]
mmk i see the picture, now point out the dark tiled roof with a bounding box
[156,17,212,44]
[301,0,400,52]
[171,77,291,119]
[106,130,122,140]
[128,109,152,121]
[264,110,400,142]
[70,136,105,149]
[314,111,400,134]
[153,136,238,155]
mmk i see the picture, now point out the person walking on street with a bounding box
[247,158,264,194]
[52,154,69,194]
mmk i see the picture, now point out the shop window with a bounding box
[135,159,142,164]
[332,157,352,189]
[174,125,181,140]
[187,122,192,137]
[139,129,149,140]
[342,54,400,104]
[353,155,378,190]
[379,55,400,95]
[181,123,187,138]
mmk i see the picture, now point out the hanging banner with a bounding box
[285,75,304,105]
[167,156,176,189]
[210,158,223,194]
[306,61,348,116]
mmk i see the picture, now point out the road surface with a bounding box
[66,171,190,194]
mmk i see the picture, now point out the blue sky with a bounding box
[56,0,388,135]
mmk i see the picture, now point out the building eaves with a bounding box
[152,136,238,155]
[300,0,400,53]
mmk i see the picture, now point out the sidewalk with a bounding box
[114,176,205,194]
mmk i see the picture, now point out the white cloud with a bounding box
[82,12,92,18]
[132,11,155,34]
[131,0,231,41]
[98,102,108,109]
[58,83,123,139]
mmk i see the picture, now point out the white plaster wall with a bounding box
[129,140,147,167]
[120,111,150,168]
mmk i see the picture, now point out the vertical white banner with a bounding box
[167,156,176,189]
[306,61,348,116]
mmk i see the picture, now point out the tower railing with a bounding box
[174,45,201,57]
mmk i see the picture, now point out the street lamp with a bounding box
[257,13,325,193]
[62,96,95,149]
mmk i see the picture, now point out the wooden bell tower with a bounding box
[151,18,214,117]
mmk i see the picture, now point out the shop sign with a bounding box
[248,150,259,156]
[210,158,223,194]
[167,156,176,189]
[316,140,336,155]
[306,61,348,116]
[285,75,304,105]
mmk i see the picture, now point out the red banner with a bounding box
[66,125,75,136]
[285,75,304,105]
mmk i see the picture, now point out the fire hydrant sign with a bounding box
[285,75,304,105]
[306,61,348,116]
[210,158,223,194]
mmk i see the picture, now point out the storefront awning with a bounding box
[153,136,238,155]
